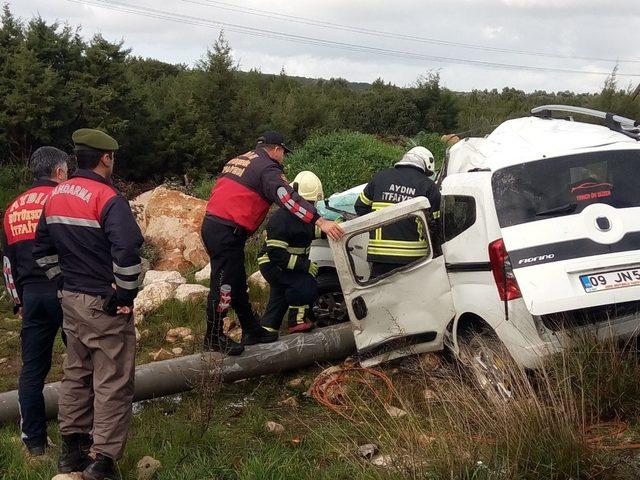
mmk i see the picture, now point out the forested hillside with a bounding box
[0,4,638,182]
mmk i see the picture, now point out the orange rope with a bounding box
[584,421,640,450]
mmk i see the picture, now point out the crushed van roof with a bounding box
[448,116,640,174]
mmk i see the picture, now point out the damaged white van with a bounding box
[330,105,640,393]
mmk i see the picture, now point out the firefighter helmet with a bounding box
[291,171,324,202]
[395,146,435,174]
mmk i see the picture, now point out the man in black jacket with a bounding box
[1,147,68,456]
[34,129,144,480]
[354,146,440,279]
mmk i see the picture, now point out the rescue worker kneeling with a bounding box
[259,172,325,335]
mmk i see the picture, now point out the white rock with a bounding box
[195,263,211,282]
[133,281,177,324]
[52,474,83,480]
[0,358,8,365]
[182,232,209,269]
[265,421,285,434]
[142,270,186,287]
[248,270,268,290]
[150,349,173,361]
[175,284,209,303]
[385,405,408,418]
[171,347,183,356]
[358,443,378,459]
[165,327,192,343]
[371,455,393,467]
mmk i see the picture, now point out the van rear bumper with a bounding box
[498,311,640,369]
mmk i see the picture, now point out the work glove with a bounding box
[309,261,319,277]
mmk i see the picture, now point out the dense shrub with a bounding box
[285,131,405,196]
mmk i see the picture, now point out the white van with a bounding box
[329,105,640,392]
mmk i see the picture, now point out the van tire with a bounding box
[312,270,347,327]
[458,331,520,403]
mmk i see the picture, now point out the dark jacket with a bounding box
[33,170,144,307]
[354,165,441,265]
[2,180,59,312]
[205,147,320,233]
[258,208,323,272]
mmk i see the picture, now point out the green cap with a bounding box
[72,128,119,151]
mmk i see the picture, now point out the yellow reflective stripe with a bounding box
[368,247,429,257]
[432,210,441,219]
[287,255,298,270]
[358,191,373,206]
[257,255,270,265]
[266,239,289,249]
[287,246,310,255]
[290,305,307,323]
[314,225,322,238]
[369,239,429,248]
[372,202,394,211]
[375,227,382,240]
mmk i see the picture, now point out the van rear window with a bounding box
[492,150,640,228]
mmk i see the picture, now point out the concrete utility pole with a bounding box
[0,324,355,423]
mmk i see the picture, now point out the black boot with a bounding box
[58,433,92,473]
[242,326,279,345]
[203,332,244,355]
[82,453,119,480]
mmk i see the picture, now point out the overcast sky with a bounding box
[8,0,640,93]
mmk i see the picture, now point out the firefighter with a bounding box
[259,171,325,336]
[1,147,68,456]
[202,131,343,355]
[354,146,441,278]
[34,129,144,479]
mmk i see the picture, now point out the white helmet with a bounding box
[291,171,324,202]
[395,146,435,174]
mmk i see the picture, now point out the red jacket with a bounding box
[206,147,320,233]
[1,180,58,312]
[33,170,144,307]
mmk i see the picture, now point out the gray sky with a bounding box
[8,0,640,93]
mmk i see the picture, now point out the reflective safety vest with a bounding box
[354,165,440,265]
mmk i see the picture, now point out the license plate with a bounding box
[580,268,640,293]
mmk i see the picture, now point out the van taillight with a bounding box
[488,238,522,301]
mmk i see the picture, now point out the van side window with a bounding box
[442,195,476,241]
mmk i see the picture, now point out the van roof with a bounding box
[448,116,640,174]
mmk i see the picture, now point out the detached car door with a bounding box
[330,197,455,366]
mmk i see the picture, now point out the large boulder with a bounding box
[132,187,208,272]
[175,284,209,303]
[195,263,211,282]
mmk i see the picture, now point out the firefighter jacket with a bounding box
[257,208,323,273]
[33,169,144,307]
[354,165,441,265]
[2,180,59,313]
[205,147,320,233]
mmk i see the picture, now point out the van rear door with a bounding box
[491,148,640,316]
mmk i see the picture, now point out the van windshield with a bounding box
[492,149,640,228]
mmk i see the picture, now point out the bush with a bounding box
[285,131,405,196]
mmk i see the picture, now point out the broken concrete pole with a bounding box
[0,324,355,423]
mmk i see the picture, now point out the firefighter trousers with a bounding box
[57,291,136,460]
[260,263,318,331]
[201,218,259,341]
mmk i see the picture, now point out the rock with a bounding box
[171,347,183,356]
[151,349,173,362]
[175,284,209,303]
[422,388,436,401]
[133,281,177,324]
[358,443,378,459]
[286,377,306,392]
[142,270,186,287]
[141,187,207,272]
[441,133,460,146]
[136,455,161,480]
[385,405,408,418]
[195,263,211,282]
[279,396,299,408]
[135,328,141,343]
[248,270,268,290]
[265,421,285,435]
[182,232,209,269]
[52,474,83,480]
[223,316,242,343]
[139,258,152,282]
[371,455,393,467]
[130,189,155,233]
[165,327,192,343]
[0,357,7,365]
[183,334,194,342]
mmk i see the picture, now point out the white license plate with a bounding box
[580,268,640,293]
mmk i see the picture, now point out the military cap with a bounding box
[72,128,119,151]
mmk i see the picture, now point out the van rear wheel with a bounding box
[312,270,347,327]
[458,332,518,403]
